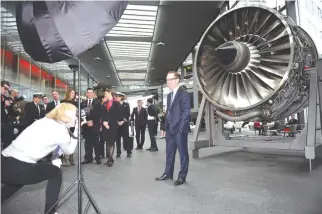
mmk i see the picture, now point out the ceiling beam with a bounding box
[128,1,159,6]
[104,36,152,42]
[117,70,146,73]
[120,79,145,81]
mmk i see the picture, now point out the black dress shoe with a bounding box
[155,174,173,181]
[127,153,131,158]
[116,154,121,158]
[174,177,186,186]
[81,160,93,164]
[96,159,102,164]
[146,148,152,151]
[149,148,158,152]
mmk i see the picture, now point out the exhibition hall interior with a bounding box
[2,0,322,213]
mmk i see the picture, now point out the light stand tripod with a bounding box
[46,58,102,214]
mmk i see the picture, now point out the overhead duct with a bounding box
[194,4,318,121]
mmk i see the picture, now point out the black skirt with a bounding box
[160,122,165,131]
[102,127,117,145]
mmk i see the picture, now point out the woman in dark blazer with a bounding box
[60,88,78,166]
[101,89,123,167]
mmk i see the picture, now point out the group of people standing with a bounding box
[78,88,162,167]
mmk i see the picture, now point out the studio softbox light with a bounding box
[16,1,127,63]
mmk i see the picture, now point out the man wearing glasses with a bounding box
[155,71,191,186]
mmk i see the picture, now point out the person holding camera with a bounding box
[81,88,102,164]
[1,103,79,214]
[1,96,16,149]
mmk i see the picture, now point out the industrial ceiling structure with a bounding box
[1,1,225,92]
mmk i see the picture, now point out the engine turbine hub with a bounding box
[215,41,251,74]
[194,4,318,121]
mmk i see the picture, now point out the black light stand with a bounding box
[46,58,102,214]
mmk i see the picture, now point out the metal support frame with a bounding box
[191,59,322,171]
[46,58,102,214]
[73,70,76,89]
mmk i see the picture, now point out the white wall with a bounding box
[297,0,322,55]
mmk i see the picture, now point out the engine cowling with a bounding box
[194,4,318,121]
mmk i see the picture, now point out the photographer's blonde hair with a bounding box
[46,103,77,124]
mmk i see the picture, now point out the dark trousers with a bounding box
[84,132,100,161]
[116,122,132,155]
[1,156,62,214]
[155,122,158,136]
[147,120,158,149]
[1,126,13,149]
[135,125,146,148]
[164,131,189,179]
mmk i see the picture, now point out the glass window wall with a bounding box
[0,45,69,101]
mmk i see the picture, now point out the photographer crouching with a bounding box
[1,103,79,214]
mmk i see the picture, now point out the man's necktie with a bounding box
[170,92,174,107]
[88,99,92,107]
[138,107,140,115]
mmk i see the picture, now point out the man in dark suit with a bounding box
[130,99,147,150]
[45,91,60,114]
[24,93,46,128]
[115,92,132,157]
[81,88,102,164]
[146,98,158,152]
[155,71,191,186]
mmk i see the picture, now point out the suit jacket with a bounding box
[120,101,131,122]
[165,87,191,134]
[24,102,45,127]
[45,100,60,114]
[101,101,123,131]
[80,98,101,133]
[101,101,123,142]
[130,106,147,127]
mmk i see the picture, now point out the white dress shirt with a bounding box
[54,100,60,106]
[171,85,180,103]
[87,98,93,107]
[2,117,78,163]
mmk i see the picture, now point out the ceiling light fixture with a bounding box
[94,57,102,61]
[106,75,111,78]
[156,42,166,47]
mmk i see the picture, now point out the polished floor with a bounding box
[2,132,322,214]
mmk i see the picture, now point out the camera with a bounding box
[80,106,92,124]
[81,106,91,117]
[15,95,26,102]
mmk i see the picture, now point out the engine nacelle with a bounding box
[194,4,318,121]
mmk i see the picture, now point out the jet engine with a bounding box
[194,4,318,121]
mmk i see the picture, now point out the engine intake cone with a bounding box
[215,41,250,74]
